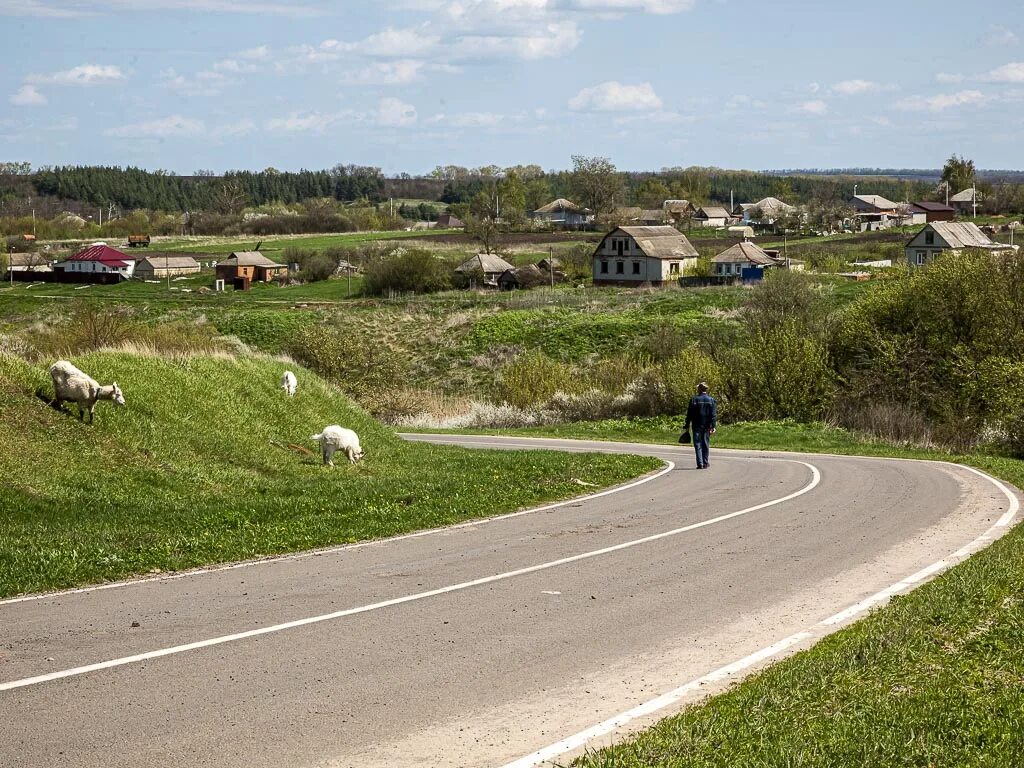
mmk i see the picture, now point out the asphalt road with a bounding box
[1,436,1017,768]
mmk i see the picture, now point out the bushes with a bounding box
[362,247,453,296]
[283,246,337,282]
[496,350,577,409]
[286,324,406,402]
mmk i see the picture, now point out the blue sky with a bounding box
[2,0,1023,174]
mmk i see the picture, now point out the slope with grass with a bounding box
[0,353,659,598]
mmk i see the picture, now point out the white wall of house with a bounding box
[697,216,727,228]
[592,233,694,282]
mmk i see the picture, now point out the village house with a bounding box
[215,251,288,288]
[497,264,546,291]
[134,255,202,280]
[693,205,732,228]
[592,225,698,286]
[851,194,899,214]
[4,252,53,275]
[436,212,465,228]
[454,253,516,287]
[910,202,955,223]
[662,199,695,225]
[850,194,904,231]
[739,197,796,227]
[904,222,1017,267]
[533,198,593,229]
[712,240,785,277]
[54,243,139,280]
[949,188,982,215]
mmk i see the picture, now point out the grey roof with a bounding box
[7,253,52,267]
[138,255,201,269]
[950,188,982,203]
[534,198,587,215]
[606,226,699,260]
[640,209,668,221]
[662,199,691,212]
[926,222,1007,249]
[853,194,899,210]
[455,253,516,273]
[219,251,281,267]
[912,201,955,212]
[749,196,794,214]
[696,206,731,219]
[713,241,783,266]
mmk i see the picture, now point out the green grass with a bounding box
[0,353,660,598]
[420,417,1024,768]
[159,228,461,254]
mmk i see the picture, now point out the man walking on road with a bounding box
[684,382,718,469]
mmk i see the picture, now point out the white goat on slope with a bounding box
[311,425,364,466]
[49,360,125,423]
[281,370,297,397]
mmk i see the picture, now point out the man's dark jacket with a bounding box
[685,393,718,432]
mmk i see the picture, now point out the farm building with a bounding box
[436,213,465,228]
[54,244,139,280]
[693,206,732,228]
[851,194,899,214]
[215,252,288,286]
[712,241,785,277]
[533,198,593,229]
[739,197,796,226]
[134,255,202,279]
[5,252,53,274]
[911,202,956,222]
[904,222,1016,267]
[592,225,698,286]
[497,264,546,291]
[662,199,694,223]
[949,188,982,215]
[454,253,516,287]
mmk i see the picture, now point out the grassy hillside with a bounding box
[0,352,659,598]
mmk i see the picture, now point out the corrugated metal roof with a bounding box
[912,201,955,212]
[455,253,516,273]
[928,222,1005,249]
[853,194,899,210]
[609,226,699,260]
[66,244,135,263]
[138,255,201,269]
[712,240,783,266]
[219,251,281,267]
[950,188,982,203]
[534,198,586,214]
[697,206,731,219]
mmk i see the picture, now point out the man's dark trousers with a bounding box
[693,429,711,468]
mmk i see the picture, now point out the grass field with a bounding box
[157,228,462,254]
[0,353,660,598]
[421,417,1024,768]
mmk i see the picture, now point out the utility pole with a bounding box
[972,182,978,220]
[165,251,170,291]
[549,247,554,288]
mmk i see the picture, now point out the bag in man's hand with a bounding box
[679,430,691,444]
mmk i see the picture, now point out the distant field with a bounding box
[158,228,462,255]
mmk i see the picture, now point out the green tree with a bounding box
[570,155,624,217]
[941,154,976,195]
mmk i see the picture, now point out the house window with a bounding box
[925,231,935,245]
[669,262,680,275]
[600,261,608,274]
[614,239,625,256]
[916,251,926,266]
[632,262,641,275]
[616,261,624,274]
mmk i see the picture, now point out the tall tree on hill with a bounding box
[569,155,624,218]
[941,154,976,195]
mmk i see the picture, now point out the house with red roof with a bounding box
[54,243,139,281]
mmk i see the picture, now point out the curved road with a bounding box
[0,436,1018,768]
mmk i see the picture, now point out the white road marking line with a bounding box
[541,591,561,595]
[498,462,1021,768]
[0,453,679,607]
[0,460,823,693]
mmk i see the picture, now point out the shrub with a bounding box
[286,324,406,400]
[362,248,453,295]
[631,345,724,417]
[496,350,577,409]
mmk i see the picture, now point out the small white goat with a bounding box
[49,360,125,423]
[280,370,297,397]
[311,425,364,466]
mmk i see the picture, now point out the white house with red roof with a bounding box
[55,243,139,279]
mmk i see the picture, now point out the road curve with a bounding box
[0,436,1017,768]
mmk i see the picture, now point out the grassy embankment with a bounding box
[0,353,660,599]
[428,417,1024,767]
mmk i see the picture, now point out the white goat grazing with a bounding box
[311,425,364,466]
[49,360,125,423]
[280,370,297,397]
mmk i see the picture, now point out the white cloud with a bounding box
[377,97,417,127]
[796,99,827,115]
[569,0,694,11]
[569,81,662,111]
[428,111,504,128]
[239,45,271,60]
[265,111,340,133]
[27,64,126,86]
[335,27,440,58]
[342,60,424,85]
[808,82,821,93]
[936,72,965,84]
[159,68,229,96]
[453,21,581,60]
[983,62,1024,83]
[1,0,318,16]
[211,119,256,138]
[104,115,205,138]
[979,26,1018,46]
[830,79,896,96]
[9,84,47,106]
[898,89,988,111]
